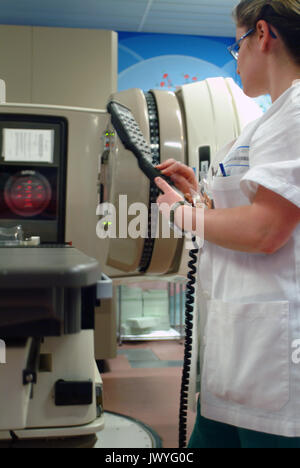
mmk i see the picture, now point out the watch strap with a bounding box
[169,200,186,232]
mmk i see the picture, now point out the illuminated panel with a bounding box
[4,171,52,217]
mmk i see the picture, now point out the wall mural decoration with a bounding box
[118,31,271,112]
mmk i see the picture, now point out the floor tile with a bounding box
[102,340,195,448]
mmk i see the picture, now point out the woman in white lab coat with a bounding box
[155,0,300,448]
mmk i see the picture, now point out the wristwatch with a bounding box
[169,200,187,233]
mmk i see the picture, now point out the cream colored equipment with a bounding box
[0,246,108,448]
[101,78,262,279]
[0,102,112,447]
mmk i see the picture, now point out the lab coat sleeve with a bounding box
[240,160,300,208]
[240,102,300,208]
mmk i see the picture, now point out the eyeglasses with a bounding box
[228,24,277,61]
[227,28,255,60]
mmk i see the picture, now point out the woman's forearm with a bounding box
[175,204,279,254]
[156,178,300,255]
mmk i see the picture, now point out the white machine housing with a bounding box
[0,333,103,441]
[0,103,110,446]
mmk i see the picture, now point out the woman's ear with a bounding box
[256,20,273,53]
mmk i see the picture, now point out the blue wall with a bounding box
[118,31,239,91]
[118,31,271,112]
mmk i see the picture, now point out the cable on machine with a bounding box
[179,236,199,448]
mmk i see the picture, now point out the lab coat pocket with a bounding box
[211,173,250,209]
[204,299,290,411]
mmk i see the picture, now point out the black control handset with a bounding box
[107,100,176,188]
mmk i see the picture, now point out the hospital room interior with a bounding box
[0,0,288,450]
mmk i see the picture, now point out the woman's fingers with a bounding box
[184,193,193,204]
[154,177,173,194]
[156,159,176,170]
[169,173,196,195]
[160,161,184,175]
[156,160,198,194]
[158,160,196,181]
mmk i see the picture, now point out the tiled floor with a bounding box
[101,340,196,449]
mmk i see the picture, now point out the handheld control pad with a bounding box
[107,100,178,188]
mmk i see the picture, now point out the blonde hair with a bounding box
[233,0,300,64]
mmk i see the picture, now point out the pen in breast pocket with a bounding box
[219,163,227,177]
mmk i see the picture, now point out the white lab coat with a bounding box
[189,80,300,437]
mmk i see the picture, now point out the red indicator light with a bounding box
[5,172,52,217]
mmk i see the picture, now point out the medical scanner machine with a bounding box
[0,78,262,446]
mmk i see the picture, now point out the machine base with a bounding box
[0,414,104,448]
[0,434,97,449]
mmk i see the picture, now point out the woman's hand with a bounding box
[156,159,198,204]
[155,177,184,219]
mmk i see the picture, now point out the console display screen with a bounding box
[0,114,68,242]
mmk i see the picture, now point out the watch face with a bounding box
[4,171,52,218]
